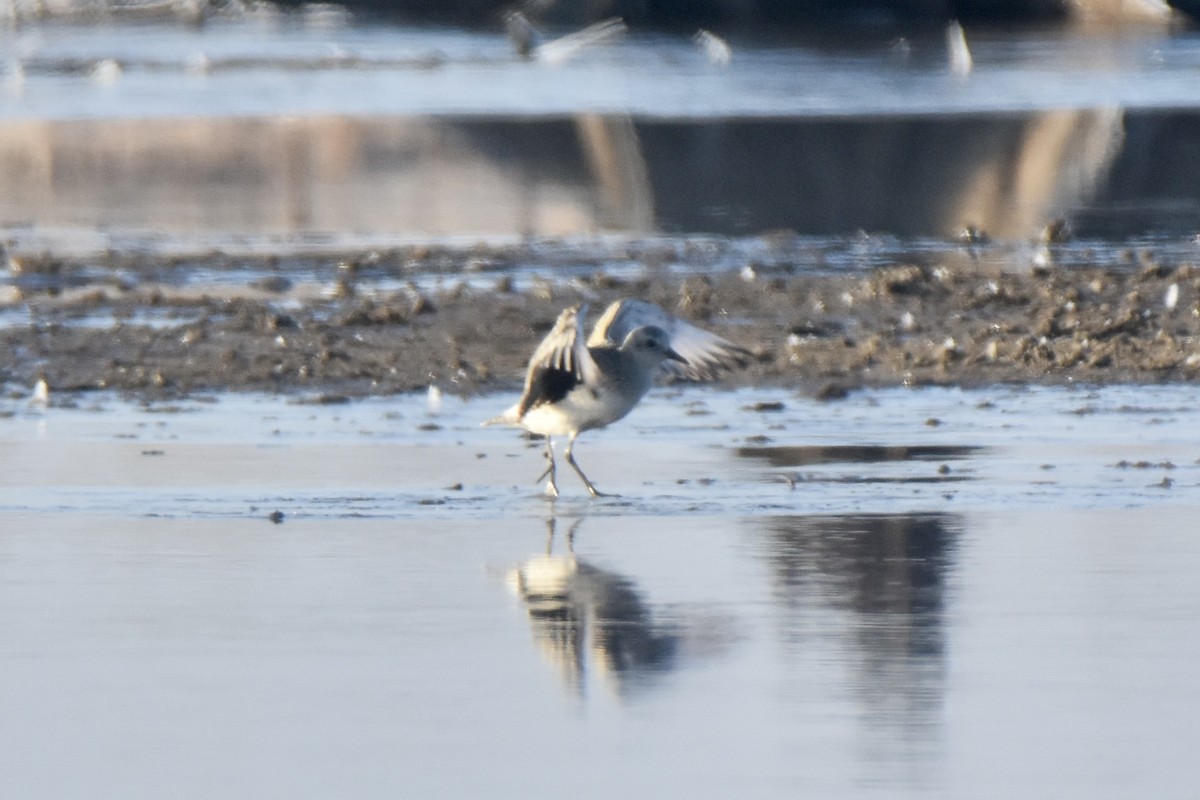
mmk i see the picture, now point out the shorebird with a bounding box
[504,11,627,64]
[486,299,749,497]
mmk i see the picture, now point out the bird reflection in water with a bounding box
[506,516,728,699]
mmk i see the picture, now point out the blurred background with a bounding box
[2,0,1199,252]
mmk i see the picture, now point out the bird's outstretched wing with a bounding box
[587,299,751,381]
[517,304,600,418]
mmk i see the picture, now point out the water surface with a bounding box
[3,19,1200,244]
[4,20,1200,119]
[1,385,1198,798]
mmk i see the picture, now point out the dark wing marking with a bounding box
[588,299,751,381]
[518,364,579,417]
[516,304,600,417]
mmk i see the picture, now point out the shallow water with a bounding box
[1,384,1198,797]
[3,19,1200,245]
[4,383,1197,517]
[4,20,1200,119]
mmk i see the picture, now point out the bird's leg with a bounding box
[564,432,613,498]
[565,517,584,552]
[537,436,559,498]
[535,442,552,483]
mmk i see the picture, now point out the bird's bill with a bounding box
[665,347,688,363]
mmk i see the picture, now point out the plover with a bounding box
[486,299,749,497]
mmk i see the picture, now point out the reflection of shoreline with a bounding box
[506,517,731,700]
[1,109,1195,240]
[756,514,960,751]
[641,110,1124,239]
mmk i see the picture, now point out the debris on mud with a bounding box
[4,244,1200,400]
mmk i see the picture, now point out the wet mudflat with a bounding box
[2,384,1198,798]
[7,241,1200,397]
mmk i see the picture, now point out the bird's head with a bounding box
[622,325,687,365]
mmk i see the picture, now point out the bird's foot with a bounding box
[543,480,560,498]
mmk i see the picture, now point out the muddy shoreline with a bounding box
[3,245,1200,401]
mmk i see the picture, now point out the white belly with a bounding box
[519,384,643,437]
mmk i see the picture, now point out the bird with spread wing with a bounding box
[486,299,750,497]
